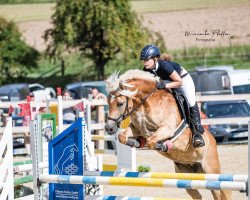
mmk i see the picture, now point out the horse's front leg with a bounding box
[146,125,173,151]
[118,124,143,148]
[117,126,133,144]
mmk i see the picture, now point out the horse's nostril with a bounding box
[110,128,113,132]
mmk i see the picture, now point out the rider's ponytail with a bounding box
[160,53,172,61]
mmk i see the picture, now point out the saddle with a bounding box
[171,88,190,125]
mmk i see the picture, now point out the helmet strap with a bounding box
[153,57,158,68]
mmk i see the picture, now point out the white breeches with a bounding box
[180,73,196,107]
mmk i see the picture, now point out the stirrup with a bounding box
[192,134,205,148]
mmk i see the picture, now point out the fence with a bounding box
[0,93,250,152]
[0,118,14,200]
[1,93,250,129]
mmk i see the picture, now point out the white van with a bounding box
[227,69,250,94]
[190,66,250,95]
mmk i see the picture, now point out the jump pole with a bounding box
[39,174,247,192]
[83,171,248,183]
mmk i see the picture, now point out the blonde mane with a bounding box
[106,69,159,94]
[119,69,159,83]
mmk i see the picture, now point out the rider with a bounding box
[140,44,205,148]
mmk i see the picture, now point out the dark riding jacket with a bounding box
[143,60,182,81]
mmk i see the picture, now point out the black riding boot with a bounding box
[190,103,205,148]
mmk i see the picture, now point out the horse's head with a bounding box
[105,70,158,135]
[105,73,137,135]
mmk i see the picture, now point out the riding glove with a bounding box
[156,80,171,89]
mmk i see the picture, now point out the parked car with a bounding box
[65,81,108,99]
[28,83,56,99]
[0,83,30,102]
[0,83,56,101]
[202,100,250,143]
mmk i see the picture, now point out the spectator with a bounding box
[63,90,72,100]
[89,88,107,100]
[63,90,76,124]
[88,87,107,113]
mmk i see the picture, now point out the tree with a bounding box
[0,16,39,84]
[44,0,166,80]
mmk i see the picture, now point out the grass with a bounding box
[131,0,250,14]
[26,44,249,88]
[0,0,53,3]
[171,45,250,70]
[0,0,250,22]
[0,3,53,22]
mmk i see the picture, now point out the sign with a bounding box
[49,118,84,200]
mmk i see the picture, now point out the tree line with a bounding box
[0,0,166,84]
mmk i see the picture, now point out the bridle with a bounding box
[107,87,158,127]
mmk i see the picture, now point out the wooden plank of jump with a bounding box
[196,94,250,102]
[202,117,250,125]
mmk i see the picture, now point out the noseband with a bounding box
[107,87,157,127]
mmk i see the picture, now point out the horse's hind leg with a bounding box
[210,190,232,200]
[202,134,232,200]
[174,162,202,199]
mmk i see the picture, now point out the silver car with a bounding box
[202,100,250,143]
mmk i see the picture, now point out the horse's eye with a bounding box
[117,102,124,107]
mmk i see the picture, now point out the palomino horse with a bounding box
[105,69,231,200]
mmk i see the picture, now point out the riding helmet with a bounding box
[140,44,160,60]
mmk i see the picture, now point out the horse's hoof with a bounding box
[155,141,163,150]
[160,145,168,152]
[155,141,168,152]
[126,138,140,148]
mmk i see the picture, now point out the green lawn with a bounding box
[0,3,53,22]
[0,0,249,23]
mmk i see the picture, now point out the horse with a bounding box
[105,69,231,200]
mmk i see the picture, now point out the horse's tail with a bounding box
[221,190,232,200]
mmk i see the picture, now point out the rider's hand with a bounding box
[156,82,166,89]
[156,80,171,89]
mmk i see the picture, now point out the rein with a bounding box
[107,87,158,127]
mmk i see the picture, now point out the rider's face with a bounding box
[143,58,155,69]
